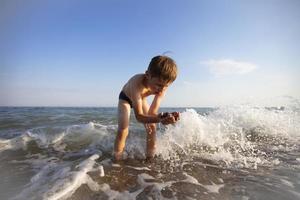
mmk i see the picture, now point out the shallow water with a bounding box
[0,106,300,200]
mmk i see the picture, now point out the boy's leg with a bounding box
[114,100,131,160]
[145,123,156,158]
[142,100,157,158]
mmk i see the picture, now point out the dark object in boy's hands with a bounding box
[171,112,180,121]
[161,112,180,120]
[160,112,170,118]
[159,112,180,124]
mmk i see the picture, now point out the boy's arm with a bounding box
[132,94,161,124]
[149,92,179,124]
[148,92,164,115]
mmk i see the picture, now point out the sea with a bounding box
[0,105,299,200]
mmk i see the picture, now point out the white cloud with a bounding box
[201,59,257,76]
[182,81,193,86]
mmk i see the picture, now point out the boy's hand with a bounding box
[159,112,180,125]
[171,112,180,121]
[144,123,156,134]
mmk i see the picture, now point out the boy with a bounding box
[114,55,180,161]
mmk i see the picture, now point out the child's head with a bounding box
[147,55,177,84]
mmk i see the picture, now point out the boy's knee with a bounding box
[118,126,128,133]
[145,123,156,134]
[148,123,156,130]
[151,123,156,128]
[117,128,128,138]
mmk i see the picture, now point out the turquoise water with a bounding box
[0,106,300,200]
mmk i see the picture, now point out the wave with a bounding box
[157,106,300,168]
[1,106,299,169]
[1,105,300,199]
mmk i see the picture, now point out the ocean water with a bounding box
[0,105,300,200]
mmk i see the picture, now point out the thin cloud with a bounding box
[183,81,193,86]
[201,59,257,76]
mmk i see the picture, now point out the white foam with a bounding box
[280,179,294,188]
[126,166,151,171]
[63,148,103,159]
[1,122,116,154]
[137,173,155,185]
[242,196,250,200]
[137,173,175,198]
[97,183,144,200]
[79,173,163,200]
[0,134,32,152]
[26,129,66,148]
[182,172,224,193]
[201,182,224,193]
[98,165,105,177]
[46,154,103,200]
[13,154,103,200]
[182,172,201,185]
[156,107,300,169]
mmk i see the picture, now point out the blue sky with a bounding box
[0,0,299,107]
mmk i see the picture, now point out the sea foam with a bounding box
[13,154,103,200]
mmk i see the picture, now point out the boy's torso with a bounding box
[122,74,155,101]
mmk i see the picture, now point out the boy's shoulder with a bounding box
[127,74,145,85]
[131,73,144,80]
[123,74,146,95]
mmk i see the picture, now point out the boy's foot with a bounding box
[146,150,155,159]
[113,151,123,161]
[145,151,156,162]
[145,156,154,163]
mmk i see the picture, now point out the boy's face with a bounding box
[147,75,171,94]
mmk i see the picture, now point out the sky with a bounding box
[0,0,299,107]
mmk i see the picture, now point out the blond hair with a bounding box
[147,55,177,83]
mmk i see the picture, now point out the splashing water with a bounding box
[157,106,300,169]
[0,106,299,200]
